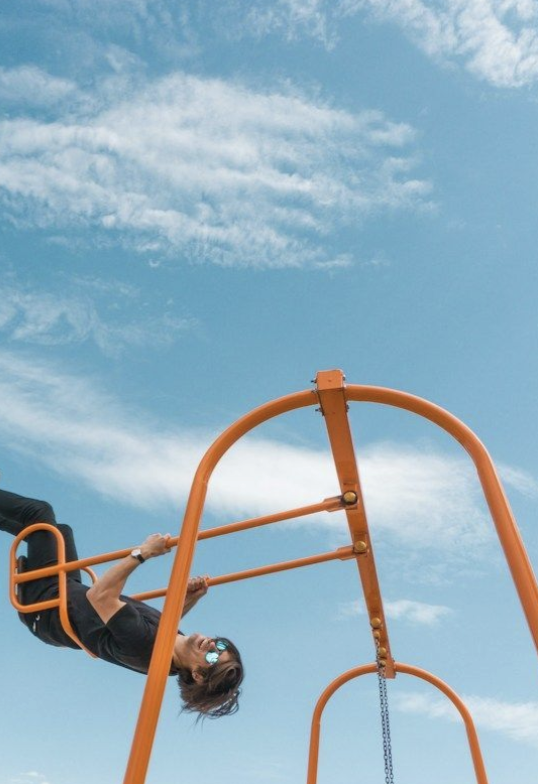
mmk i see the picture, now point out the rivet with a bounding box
[370,617,382,629]
[378,647,387,657]
[353,541,367,554]
[342,491,358,505]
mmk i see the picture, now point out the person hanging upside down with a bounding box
[0,488,243,719]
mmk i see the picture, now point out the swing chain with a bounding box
[376,645,395,784]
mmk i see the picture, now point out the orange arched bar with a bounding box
[345,385,538,650]
[122,379,538,784]
[307,662,488,784]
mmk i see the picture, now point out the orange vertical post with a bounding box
[316,370,394,676]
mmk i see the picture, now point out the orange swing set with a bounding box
[9,370,538,784]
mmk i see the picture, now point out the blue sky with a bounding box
[1,1,538,783]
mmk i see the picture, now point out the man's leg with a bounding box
[0,490,81,601]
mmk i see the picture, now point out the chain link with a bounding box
[376,647,395,784]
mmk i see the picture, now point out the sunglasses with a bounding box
[205,639,228,665]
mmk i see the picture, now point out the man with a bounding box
[0,488,243,719]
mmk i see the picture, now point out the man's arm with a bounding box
[86,533,170,624]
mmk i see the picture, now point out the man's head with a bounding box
[175,633,244,719]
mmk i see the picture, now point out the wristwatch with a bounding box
[130,548,146,564]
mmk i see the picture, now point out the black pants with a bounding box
[0,489,82,619]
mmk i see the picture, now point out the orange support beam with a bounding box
[316,370,395,677]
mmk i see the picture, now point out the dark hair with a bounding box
[176,637,244,720]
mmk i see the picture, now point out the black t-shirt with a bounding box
[24,581,180,676]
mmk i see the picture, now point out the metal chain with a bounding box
[376,647,395,784]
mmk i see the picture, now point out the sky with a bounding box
[1,1,538,783]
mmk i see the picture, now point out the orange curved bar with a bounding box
[307,661,488,784]
[10,523,97,658]
[345,385,538,654]
[123,388,317,784]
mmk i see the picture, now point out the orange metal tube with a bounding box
[13,497,342,585]
[123,389,316,784]
[9,523,96,657]
[307,661,488,784]
[345,385,538,656]
[316,371,394,677]
[196,496,344,541]
[131,545,356,602]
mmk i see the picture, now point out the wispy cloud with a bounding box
[0,69,431,268]
[0,352,533,559]
[241,0,340,49]
[348,0,538,88]
[337,598,453,624]
[0,278,195,356]
[0,66,76,107]
[8,772,51,784]
[236,0,538,89]
[394,691,538,747]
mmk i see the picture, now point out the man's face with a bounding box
[184,633,232,671]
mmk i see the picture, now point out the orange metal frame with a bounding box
[9,370,538,784]
[307,663,488,784]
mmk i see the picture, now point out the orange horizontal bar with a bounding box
[131,545,356,602]
[11,595,60,614]
[196,496,343,541]
[14,497,343,586]
[14,545,139,584]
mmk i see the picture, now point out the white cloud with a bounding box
[498,463,538,498]
[244,0,340,48]
[0,353,533,559]
[394,690,538,746]
[338,598,453,624]
[9,773,51,784]
[236,0,538,88]
[0,280,195,356]
[0,70,431,268]
[347,0,538,88]
[0,66,76,107]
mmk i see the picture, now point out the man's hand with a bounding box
[140,533,171,560]
[182,575,209,617]
[187,575,209,599]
